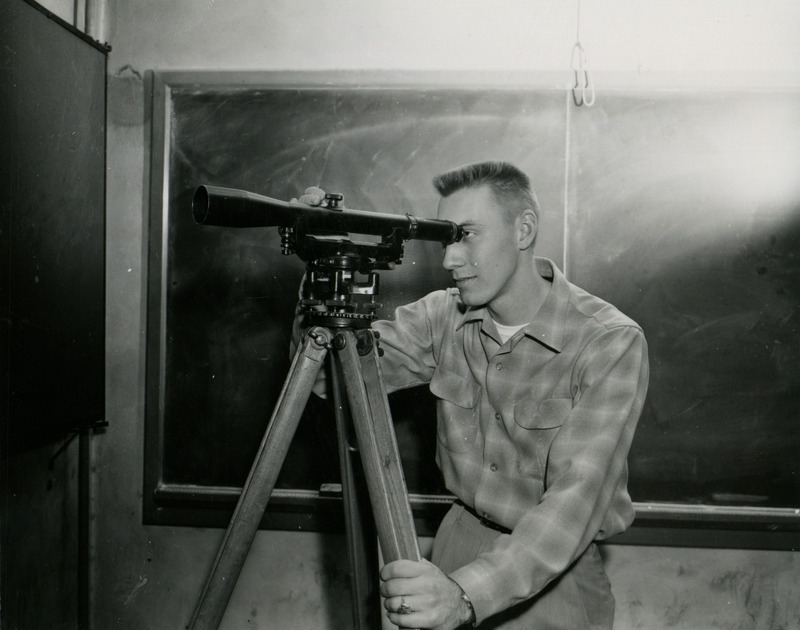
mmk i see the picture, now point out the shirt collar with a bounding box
[454,257,568,353]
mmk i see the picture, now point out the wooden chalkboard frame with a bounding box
[143,71,800,550]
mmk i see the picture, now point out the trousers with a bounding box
[431,503,615,629]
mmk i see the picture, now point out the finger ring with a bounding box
[398,595,413,614]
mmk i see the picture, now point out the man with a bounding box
[298,161,649,629]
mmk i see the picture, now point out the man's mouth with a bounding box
[453,276,475,286]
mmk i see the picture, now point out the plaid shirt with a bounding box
[373,257,649,623]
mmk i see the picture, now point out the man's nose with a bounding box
[442,241,463,271]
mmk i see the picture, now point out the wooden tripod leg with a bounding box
[188,329,331,630]
[329,358,380,630]
[334,329,421,564]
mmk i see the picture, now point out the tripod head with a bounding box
[193,185,463,328]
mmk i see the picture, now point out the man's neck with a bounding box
[488,258,551,326]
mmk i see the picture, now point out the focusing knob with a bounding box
[325,193,344,209]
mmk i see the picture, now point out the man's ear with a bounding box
[518,209,537,250]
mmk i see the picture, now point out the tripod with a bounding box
[188,314,421,630]
[187,185,463,629]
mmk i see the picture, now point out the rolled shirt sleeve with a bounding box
[371,290,446,392]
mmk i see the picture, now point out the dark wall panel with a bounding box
[1,1,106,452]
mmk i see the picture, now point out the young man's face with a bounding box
[437,185,523,313]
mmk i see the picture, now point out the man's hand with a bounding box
[292,186,326,206]
[380,559,473,630]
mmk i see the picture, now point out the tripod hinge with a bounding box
[308,329,334,349]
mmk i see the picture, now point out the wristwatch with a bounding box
[460,590,476,625]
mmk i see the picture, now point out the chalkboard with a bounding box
[144,72,799,547]
[568,94,800,514]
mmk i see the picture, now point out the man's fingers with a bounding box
[311,373,328,399]
[383,594,419,614]
[297,186,325,206]
[379,559,439,597]
[379,576,417,598]
[384,594,425,629]
[380,559,427,581]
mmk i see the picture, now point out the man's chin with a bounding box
[455,288,483,307]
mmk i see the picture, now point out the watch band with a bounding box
[460,590,476,625]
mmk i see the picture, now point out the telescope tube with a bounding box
[192,185,462,244]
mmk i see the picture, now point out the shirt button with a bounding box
[490,463,499,472]
[495,412,502,421]
[495,363,503,370]
[482,512,492,520]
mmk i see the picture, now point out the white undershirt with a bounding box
[491,317,529,344]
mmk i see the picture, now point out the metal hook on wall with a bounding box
[571,42,595,107]
[570,0,595,107]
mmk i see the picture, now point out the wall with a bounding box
[4,443,81,628]
[99,2,800,629]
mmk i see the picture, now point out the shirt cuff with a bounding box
[449,562,506,626]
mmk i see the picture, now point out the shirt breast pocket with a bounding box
[429,367,481,454]
[513,397,572,477]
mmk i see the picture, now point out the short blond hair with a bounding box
[432,161,539,222]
